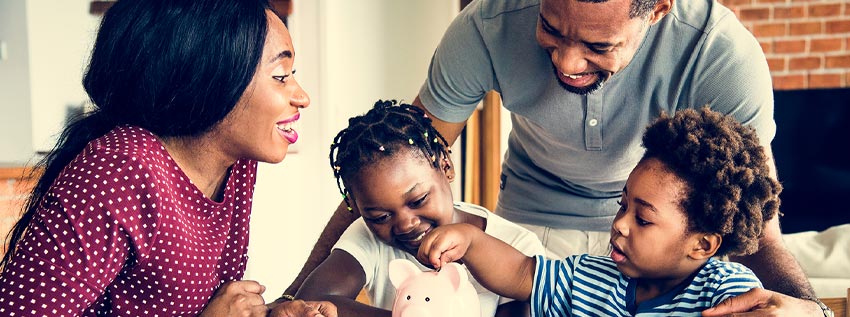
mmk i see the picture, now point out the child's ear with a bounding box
[440,155,456,183]
[688,233,721,260]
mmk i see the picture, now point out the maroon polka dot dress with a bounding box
[0,126,257,316]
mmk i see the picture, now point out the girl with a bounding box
[418,108,779,316]
[276,100,545,317]
[0,1,333,316]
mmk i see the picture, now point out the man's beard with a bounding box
[552,65,610,95]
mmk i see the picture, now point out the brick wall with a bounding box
[718,0,850,90]
[0,168,36,260]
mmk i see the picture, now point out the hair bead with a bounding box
[329,100,451,218]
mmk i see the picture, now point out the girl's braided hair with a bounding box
[329,100,451,211]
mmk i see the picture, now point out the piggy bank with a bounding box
[389,259,480,317]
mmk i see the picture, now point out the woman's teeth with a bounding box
[276,122,293,132]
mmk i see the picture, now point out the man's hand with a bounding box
[200,280,268,317]
[267,298,338,317]
[702,288,824,316]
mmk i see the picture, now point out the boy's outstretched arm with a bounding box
[417,223,536,301]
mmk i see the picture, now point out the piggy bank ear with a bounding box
[389,259,421,289]
[439,262,469,291]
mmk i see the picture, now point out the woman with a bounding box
[0,1,335,316]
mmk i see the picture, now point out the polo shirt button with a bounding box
[588,118,598,126]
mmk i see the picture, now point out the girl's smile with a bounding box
[395,226,433,251]
[348,150,456,256]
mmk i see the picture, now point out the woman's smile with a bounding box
[276,112,300,143]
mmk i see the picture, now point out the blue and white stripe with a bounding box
[530,255,762,317]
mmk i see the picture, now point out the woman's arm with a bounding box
[271,249,391,317]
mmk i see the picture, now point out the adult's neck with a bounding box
[159,132,235,201]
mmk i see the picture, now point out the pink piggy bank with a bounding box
[389,259,480,317]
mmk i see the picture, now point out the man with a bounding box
[287,0,827,315]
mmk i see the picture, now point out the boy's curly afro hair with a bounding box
[641,107,781,256]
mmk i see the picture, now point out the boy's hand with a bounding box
[417,223,479,269]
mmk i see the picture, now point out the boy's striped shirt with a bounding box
[531,255,762,317]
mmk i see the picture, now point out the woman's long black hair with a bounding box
[1,0,273,268]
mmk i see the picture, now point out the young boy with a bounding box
[418,107,780,316]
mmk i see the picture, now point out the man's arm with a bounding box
[283,200,361,296]
[730,213,814,298]
[412,96,467,147]
[712,152,823,316]
[730,152,815,297]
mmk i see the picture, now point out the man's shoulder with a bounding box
[666,0,740,35]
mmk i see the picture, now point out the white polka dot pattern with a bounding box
[0,126,258,317]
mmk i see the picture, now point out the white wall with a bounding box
[26,0,98,152]
[245,0,459,302]
[0,0,34,163]
[0,0,99,164]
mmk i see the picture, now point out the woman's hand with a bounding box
[199,280,268,317]
[267,298,338,317]
[701,288,823,317]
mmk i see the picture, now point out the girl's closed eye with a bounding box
[364,213,390,224]
[408,194,428,209]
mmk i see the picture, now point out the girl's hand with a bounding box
[417,223,479,269]
[200,280,268,317]
[267,298,338,317]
